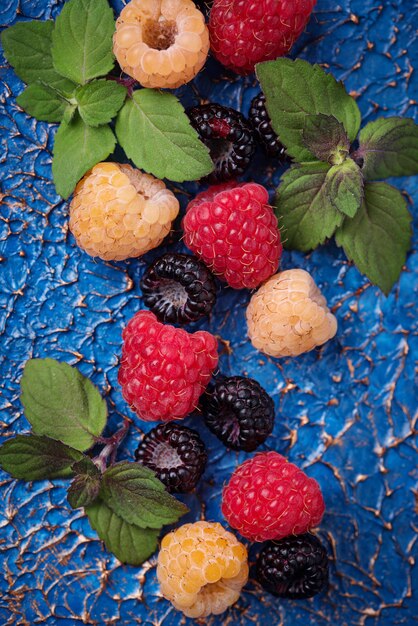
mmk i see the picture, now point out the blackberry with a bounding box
[249,92,287,159]
[255,534,329,599]
[135,423,207,493]
[187,103,256,182]
[200,376,274,451]
[140,253,217,325]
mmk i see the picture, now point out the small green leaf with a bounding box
[75,80,127,127]
[335,182,412,294]
[1,21,76,94]
[86,499,159,565]
[357,117,418,180]
[325,158,364,218]
[275,162,344,251]
[302,114,350,163]
[52,113,116,198]
[21,358,107,452]
[16,83,69,123]
[0,435,83,480]
[51,0,115,85]
[100,461,188,529]
[68,458,101,509]
[115,90,214,182]
[256,58,361,162]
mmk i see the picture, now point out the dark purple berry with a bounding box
[255,534,329,599]
[187,103,256,182]
[249,92,287,159]
[140,253,217,325]
[200,376,274,451]
[135,423,207,493]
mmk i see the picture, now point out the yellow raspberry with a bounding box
[246,269,338,358]
[157,521,248,618]
[113,0,210,89]
[69,162,179,261]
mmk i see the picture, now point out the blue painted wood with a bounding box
[0,1,417,624]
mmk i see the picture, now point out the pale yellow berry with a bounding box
[157,521,248,618]
[246,269,338,358]
[113,0,210,89]
[69,162,179,261]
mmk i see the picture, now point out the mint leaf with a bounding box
[16,83,69,123]
[86,499,159,565]
[21,358,107,452]
[335,182,412,294]
[76,80,127,127]
[357,117,418,180]
[100,461,188,529]
[52,0,115,85]
[115,90,214,182]
[0,435,83,480]
[67,458,101,508]
[325,158,364,218]
[275,162,344,251]
[256,58,361,162]
[52,113,116,198]
[302,114,350,163]
[1,21,76,95]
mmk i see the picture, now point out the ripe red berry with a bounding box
[222,451,325,542]
[118,310,218,422]
[182,182,282,289]
[209,0,317,75]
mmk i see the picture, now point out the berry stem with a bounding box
[94,417,131,472]
[107,74,137,97]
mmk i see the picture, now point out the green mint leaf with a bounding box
[335,182,412,294]
[115,90,214,182]
[52,0,115,85]
[256,58,361,162]
[86,499,159,565]
[325,158,364,218]
[16,83,69,123]
[302,114,350,163]
[100,461,188,529]
[67,458,101,509]
[21,358,107,452]
[275,162,344,251]
[0,434,83,480]
[357,117,418,180]
[52,113,116,198]
[75,80,127,127]
[1,21,76,95]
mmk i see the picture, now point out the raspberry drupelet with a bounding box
[183,182,282,289]
[246,269,338,358]
[222,451,325,542]
[209,0,317,75]
[69,162,179,261]
[157,521,248,617]
[113,0,210,89]
[118,310,218,422]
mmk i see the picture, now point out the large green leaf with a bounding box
[16,83,69,123]
[256,58,361,162]
[335,182,412,294]
[51,0,115,84]
[21,358,107,452]
[115,90,214,182]
[86,499,159,565]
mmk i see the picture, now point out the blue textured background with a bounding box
[1,1,417,624]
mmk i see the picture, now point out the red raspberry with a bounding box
[209,0,317,75]
[182,182,282,289]
[118,311,218,422]
[222,451,325,542]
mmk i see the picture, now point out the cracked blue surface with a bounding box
[0,1,417,624]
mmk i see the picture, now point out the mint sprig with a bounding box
[258,58,417,294]
[1,0,214,199]
[0,358,188,565]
